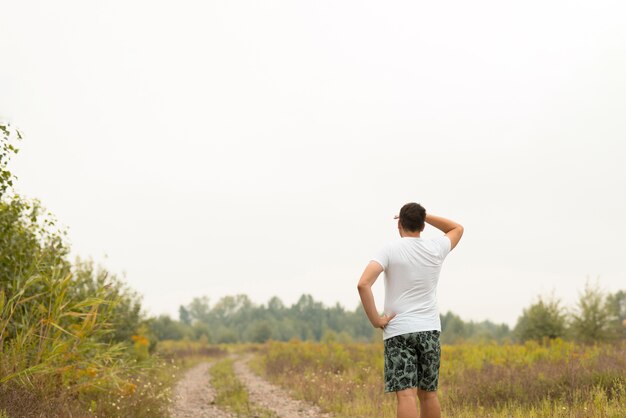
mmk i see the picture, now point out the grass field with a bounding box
[250,339,626,418]
[3,336,624,417]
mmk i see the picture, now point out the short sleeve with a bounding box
[434,235,452,259]
[371,244,390,271]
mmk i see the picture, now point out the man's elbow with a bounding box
[449,225,464,250]
[357,281,369,292]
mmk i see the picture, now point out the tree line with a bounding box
[146,294,518,344]
[145,283,624,345]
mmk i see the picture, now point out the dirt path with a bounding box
[232,355,332,418]
[169,361,234,418]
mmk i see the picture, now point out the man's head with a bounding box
[398,202,426,234]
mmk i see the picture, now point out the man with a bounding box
[357,203,463,418]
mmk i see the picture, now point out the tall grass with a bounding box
[0,264,173,417]
[251,339,626,418]
[1,125,177,416]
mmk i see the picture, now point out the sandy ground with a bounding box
[232,355,332,418]
[169,356,332,418]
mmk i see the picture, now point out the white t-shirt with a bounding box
[372,235,451,340]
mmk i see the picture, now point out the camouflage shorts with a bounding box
[383,330,441,393]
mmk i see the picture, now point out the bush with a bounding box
[514,295,567,342]
[571,279,617,343]
[0,122,171,416]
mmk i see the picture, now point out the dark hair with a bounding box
[399,202,426,232]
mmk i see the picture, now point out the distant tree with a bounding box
[274,318,298,341]
[570,280,614,343]
[441,311,467,343]
[489,322,512,341]
[605,290,626,339]
[514,295,567,342]
[179,305,192,326]
[212,295,252,322]
[350,305,377,342]
[213,327,237,343]
[291,294,327,340]
[191,321,212,341]
[170,293,517,344]
[148,314,191,340]
[249,320,273,343]
[441,311,511,343]
[188,296,211,323]
[267,296,285,314]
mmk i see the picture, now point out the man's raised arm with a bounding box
[425,213,464,250]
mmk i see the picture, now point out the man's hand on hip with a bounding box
[378,313,396,329]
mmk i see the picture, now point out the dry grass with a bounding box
[0,380,87,418]
[0,271,176,417]
[251,339,626,418]
[156,339,229,360]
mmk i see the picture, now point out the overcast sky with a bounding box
[2,1,625,327]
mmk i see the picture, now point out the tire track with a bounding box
[232,355,332,418]
[169,361,234,418]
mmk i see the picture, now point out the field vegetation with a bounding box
[0,124,179,417]
[251,339,625,417]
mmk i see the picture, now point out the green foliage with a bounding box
[178,305,192,325]
[441,311,511,343]
[606,290,626,339]
[164,284,623,346]
[0,195,69,307]
[514,294,567,342]
[570,279,616,343]
[0,260,174,416]
[250,320,273,343]
[1,123,170,416]
[0,123,21,198]
[157,294,514,345]
[173,293,377,344]
[514,283,626,343]
[148,314,193,340]
[1,268,126,384]
[71,258,144,344]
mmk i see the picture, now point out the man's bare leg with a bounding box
[396,388,418,418]
[417,389,441,418]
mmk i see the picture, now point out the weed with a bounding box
[210,357,276,417]
[253,340,626,418]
